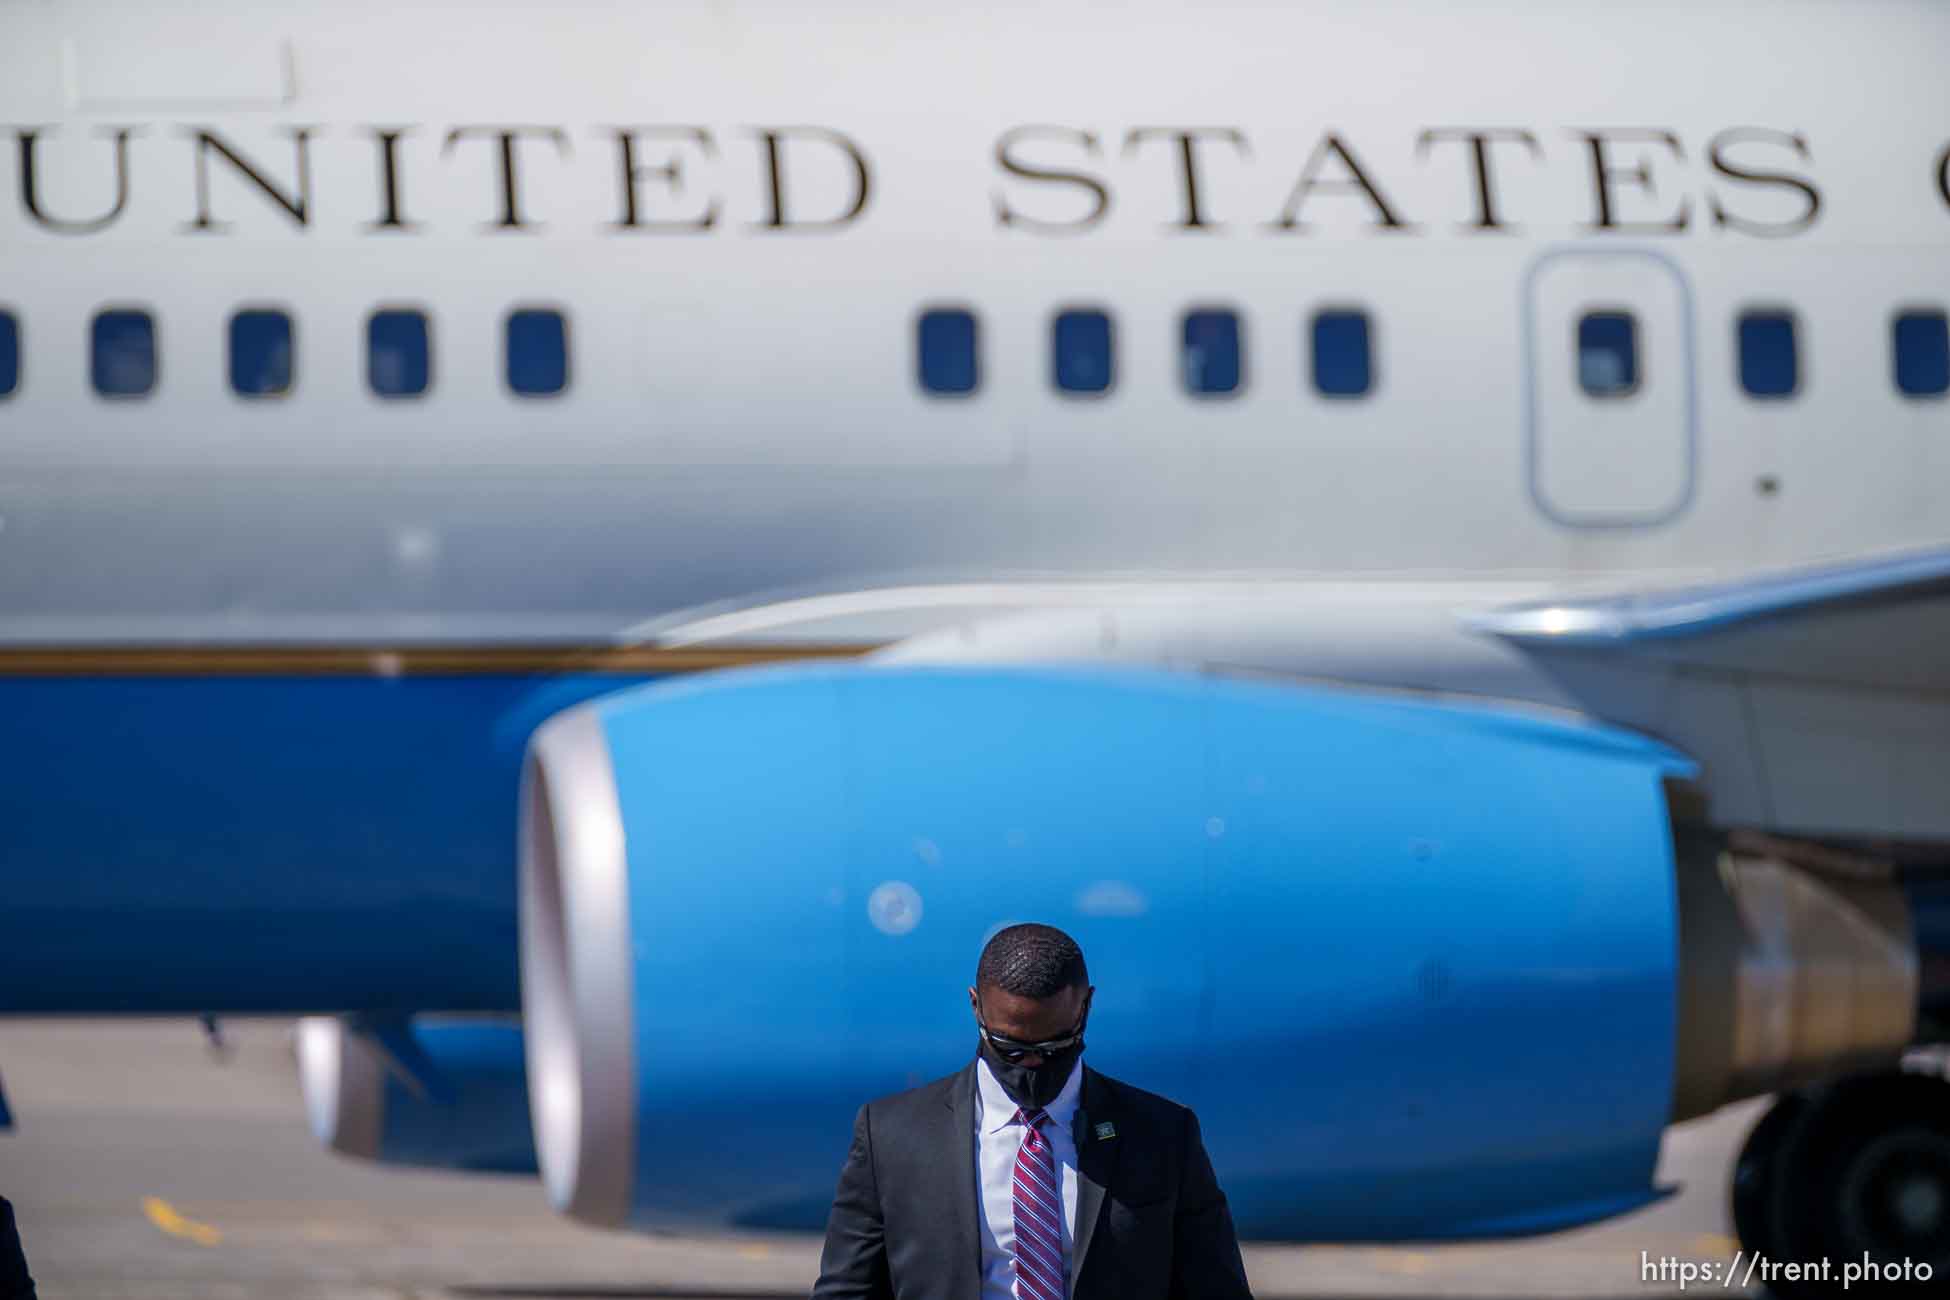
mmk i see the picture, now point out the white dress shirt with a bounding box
[974,1053,1083,1300]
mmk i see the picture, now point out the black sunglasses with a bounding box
[978,1015,1085,1063]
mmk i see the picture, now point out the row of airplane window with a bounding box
[0,304,1946,405]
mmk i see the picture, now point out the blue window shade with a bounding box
[92,309,157,398]
[1738,311,1798,398]
[1894,310,1949,398]
[370,310,432,398]
[507,309,568,397]
[230,309,294,398]
[917,309,978,395]
[1182,309,1242,396]
[1577,311,1639,397]
[0,312,17,398]
[1312,310,1372,397]
[1053,309,1113,394]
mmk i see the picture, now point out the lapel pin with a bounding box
[1094,1121,1116,1140]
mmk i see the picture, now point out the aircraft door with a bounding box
[1524,250,1696,527]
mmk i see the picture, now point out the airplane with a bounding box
[2,0,1949,1292]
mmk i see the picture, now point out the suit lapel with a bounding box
[1070,1066,1120,1290]
[944,1062,982,1300]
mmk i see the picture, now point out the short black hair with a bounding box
[976,923,1088,998]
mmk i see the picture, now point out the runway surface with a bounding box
[0,1018,1765,1299]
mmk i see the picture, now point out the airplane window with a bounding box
[1738,310,1798,398]
[1052,308,1114,395]
[1577,311,1639,398]
[1311,309,1373,397]
[92,308,157,399]
[369,309,432,399]
[917,308,979,395]
[229,309,295,399]
[0,312,17,398]
[1894,310,1949,398]
[1182,309,1242,396]
[507,308,569,397]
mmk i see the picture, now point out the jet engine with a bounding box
[296,1014,534,1175]
[518,663,1948,1242]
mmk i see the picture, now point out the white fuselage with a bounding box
[0,0,1945,645]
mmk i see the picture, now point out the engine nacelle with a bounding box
[521,663,1726,1237]
[296,1015,535,1175]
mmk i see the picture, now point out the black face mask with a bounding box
[977,1033,1085,1111]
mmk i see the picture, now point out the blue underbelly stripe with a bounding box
[0,672,659,1013]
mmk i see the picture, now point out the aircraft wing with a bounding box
[643,547,1949,840]
[1468,544,1950,695]
[863,546,1950,843]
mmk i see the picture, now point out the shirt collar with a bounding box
[976,1051,1084,1135]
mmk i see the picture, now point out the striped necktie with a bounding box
[1011,1106,1066,1300]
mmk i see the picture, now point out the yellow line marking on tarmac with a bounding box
[737,1243,772,1258]
[1694,1232,1740,1258]
[141,1197,222,1247]
[1374,1249,1431,1275]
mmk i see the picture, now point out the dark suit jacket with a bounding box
[812,1062,1252,1300]
[0,1198,35,1300]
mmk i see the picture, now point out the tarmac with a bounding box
[0,1018,1766,1299]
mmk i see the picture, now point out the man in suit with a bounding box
[0,1197,36,1299]
[812,923,1253,1300]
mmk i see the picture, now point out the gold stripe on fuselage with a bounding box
[0,644,876,677]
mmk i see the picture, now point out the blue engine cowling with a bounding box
[519,664,1694,1238]
[297,1015,535,1175]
